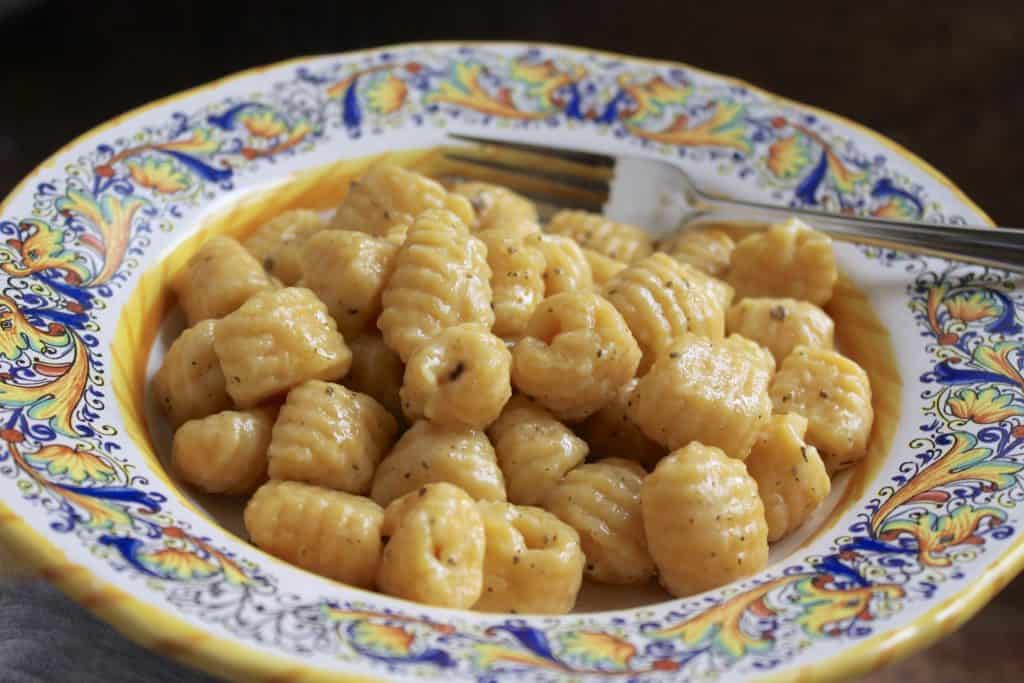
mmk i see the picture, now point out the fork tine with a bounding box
[442,151,611,194]
[431,155,607,215]
[448,133,616,168]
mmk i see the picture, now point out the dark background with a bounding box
[2,1,1024,681]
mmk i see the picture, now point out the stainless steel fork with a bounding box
[441,133,1024,273]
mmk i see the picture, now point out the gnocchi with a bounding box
[300,230,398,338]
[174,235,273,325]
[543,459,655,584]
[475,501,585,614]
[267,380,398,494]
[745,413,831,541]
[400,323,512,429]
[770,346,873,473]
[487,395,588,506]
[512,291,641,421]
[214,287,352,407]
[153,319,231,427]
[728,218,838,306]
[642,443,769,597]
[244,209,326,285]
[726,297,834,365]
[378,208,494,361]
[547,209,653,263]
[246,480,383,587]
[173,406,276,495]
[371,420,506,506]
[628,333,774,459]
[377,483,485,608]
[160,162,876,612]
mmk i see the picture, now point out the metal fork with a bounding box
[440,133,1024,273]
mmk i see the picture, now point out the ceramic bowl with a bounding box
[1,42,1019,682]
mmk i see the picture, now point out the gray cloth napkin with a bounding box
[0,581,220,682]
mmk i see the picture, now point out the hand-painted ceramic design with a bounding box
[0,43,1018,682]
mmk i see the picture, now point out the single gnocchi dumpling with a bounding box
[153,319,231,427]
[727,218,838,306]
[377,483,485,608]
[371,420,506,506]
[770,346,873,473]
[583,248,626,287]
[641,442,769,597]
[512,291,641,421]
[726,297,834,365]
[547,210,653,264]
[174,235,274,325]
[745,413,831,542]
[300,230,398,338]
[474,501,585,614]
[477,227,546,338]
[378,209,494,361]
[603,253,733,372]
[214,287,352,407]
[657,227,735,278]
[245,480,383,587]
[527,233,594,295]
[267,380,397,494]
[487,395,588,506]
[342,334,404,418]
[628,333,774,459]
[400,324,512,430]
[452,181,539,234]
[172,406,276,495]
[244,209,326,285]
[331,162,474,236]
[577,379,665,469]
[543,459,655,584]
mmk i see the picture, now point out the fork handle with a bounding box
[696,195,1024,274]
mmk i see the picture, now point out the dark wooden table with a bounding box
[2,1,1022,680]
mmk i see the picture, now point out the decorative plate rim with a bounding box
[0,41,1011,683]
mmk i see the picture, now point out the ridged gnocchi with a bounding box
[657,227,735,278]
[726,297,835,365]
[214,287,352,407]
[543,459,655,584]
[300,230,398,338]
[172,406,276,495]
[245,480,383,587]
[477,227,546,338]
[770,346,873,473]
[583,248,626,287]
[474,501,585,614]
[547,210,653,263]
[642,443,769,597]
[377,483,485,608]
[378,209,494,361]
[174,235,274,325]
[342,334,404,419]
[745,413,831,541]
[400,324,512,429]
[603,253,733,372]
[452,181,539,234]
[487,395,588,506]
[628,333,774,459]
[371,421,506,506]
[244,209,326,285]
[528,233,594,296]
[153,319,231,427]
[331,162,474,236]
[512,291,641,421]
[728,218,838,306]
[577,378,665,469]
[267,380,397,494]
